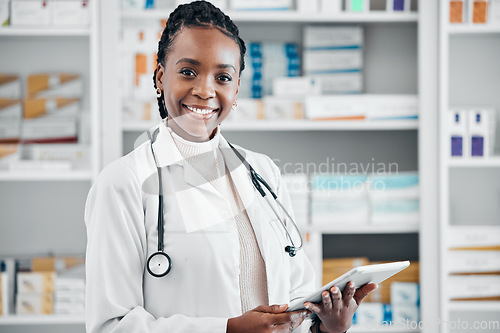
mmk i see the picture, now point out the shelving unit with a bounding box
[0,2,100,332]
[439,1,500,332]
[121,10,419,22]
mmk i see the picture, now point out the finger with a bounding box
[330,286,342,311]
[304,302,321,314]
[342,281,356,305]
[256,304,288,313]
[353,283,378,305]
[271,310,309,326]
[321,290,333,311]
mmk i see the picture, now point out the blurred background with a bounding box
[0,0,499,332]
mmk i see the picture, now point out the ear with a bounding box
[235,77,240,97]
[156,63,165,88]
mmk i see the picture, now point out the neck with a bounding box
[165,117,217,142]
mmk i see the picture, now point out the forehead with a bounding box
[167,26,240,67]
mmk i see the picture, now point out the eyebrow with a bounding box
[176,57,236,72]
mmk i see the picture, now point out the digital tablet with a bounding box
[287,261,410,312]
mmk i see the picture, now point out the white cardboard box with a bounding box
[391,282,419,305]
[52,0,90,26]
[449,109,468,157]
[16,292,54,315]
[448,251,500,274]
[17,272,55,294]
[11,0,51,26]
[303,26,363,49]
[448,275,500,299]
[468,108,496,157]
[303,49,363,74]
[448,226,500,248]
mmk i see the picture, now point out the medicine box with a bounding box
[27,73,83,99]
[391,282,419,305]
[370,198,419,224]
[224,98,265,122]
[262,97,304,120]
[448,109,468,157]
[52,0,91,27]
[0,99,22,143]
[468,108,496,157]
[303,50,363,74]
[272,77,320,97]
[449,0,466,23]
[472,0,489,24]
[21,118,78,143]
[297,0,319,13]
[23,98,80,120]
[347,0,368,12]
[303,26,363,50]
[11,0,51,26]
[17,272,55,294]
[0,75,21,99]
[491,0,500,25]
[448,250,500,274]
[368,172,419,200]
[355,302,385,325]
[230,0,292,10]
[448,275,500,300]
[311,174,369,225]
[449,226,500,248]
[391,303,419,324]
[305,95,366,121]
[16,292,54,315]
[312,72,363,94]
[27,144,90,169]
[32,256,86,272]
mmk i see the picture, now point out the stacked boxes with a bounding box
[15,256,85,315]
[229,0,292,10]
[368,171,420,225]
[16,271,55,315]
[391,282,420,323]
[0,75,22,169]
[305,94,418,121]
[240,42,300,99]
[448,226,500,301]
[303,26,363,95]
[448,108,497,158]
[311,174,369,227]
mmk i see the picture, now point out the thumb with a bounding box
[255,304,289,313]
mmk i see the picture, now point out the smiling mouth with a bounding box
[184,105,219,116]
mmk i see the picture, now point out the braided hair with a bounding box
[153,1,246,119]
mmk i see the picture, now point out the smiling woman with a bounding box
[155,27,240,142]
[84,1,376,333]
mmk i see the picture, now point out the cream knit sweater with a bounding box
[169,127,269,313]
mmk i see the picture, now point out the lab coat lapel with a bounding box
[151,122,229,233]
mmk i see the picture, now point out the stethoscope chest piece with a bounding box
[147,252,172,277]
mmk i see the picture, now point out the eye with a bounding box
[217,74,232,82]
[179,68,196,77]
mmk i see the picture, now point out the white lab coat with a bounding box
[85,122,316,332]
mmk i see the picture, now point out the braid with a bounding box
[153,0,247,119]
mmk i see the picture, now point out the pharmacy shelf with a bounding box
[447,158,500,168]
[0,315,84,325]
[121,10,418,23]
[306,223,419,234]
[447,301,500,312]
[0,171,93,181]
[0,27,90,36]
[123,119,419,132]
[446,25,500,34]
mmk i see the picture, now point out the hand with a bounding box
[304,282,378,333]
[227,304,311,333]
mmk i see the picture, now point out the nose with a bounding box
[192,76,216,99]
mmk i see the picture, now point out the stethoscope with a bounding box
[146,127,303,278]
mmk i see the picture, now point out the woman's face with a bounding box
[156,26,241,142]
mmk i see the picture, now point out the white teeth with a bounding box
[186,105,216,115]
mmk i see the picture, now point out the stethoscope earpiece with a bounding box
[147,251,172,278]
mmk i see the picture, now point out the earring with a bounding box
[232,100,238,110]
[156,87,162,98]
